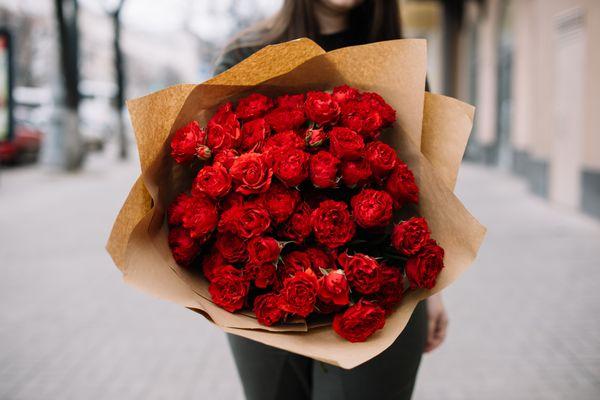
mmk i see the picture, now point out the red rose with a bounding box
[229,152,273,195]
[257,182,300,225]
[170,120,207,164]
[262,130,305,164]
[332,300,385,342]
[213,148,239,170]
[240,118,269,151]
[235,93,273,120]
[272,148,310,187]
[306,246,335,277]
[265,107,306,132]
[341,158,372,188]
[276,93,305,110]
[208,265,249,312]
[305,126,327,147]
[168,226,199,266]
[280,250,312,279]
[305,91,340,125]
[329,127,365,161]
[167,193,193,226]
[207,102,241,151]
[180,194,218,241]
[247,236,280,265]
[311,200,355,248]
[361,92,396,126]
[350,189,393,229]
[405,239,445,290]
[279,269,319,317]
[385,162,419,208]
[338,252,382,294]
[369,265,404,311]
[221,192,244,211]
[218,203,271,239]
[309,151,340,188]
[317,270,350,306]
[214,232,247,263]
[332,85,360,104]
[253,263,278,288]
[340,99,384,138]
[202,250,227,281]
[192,164,231,199]
[365,141,398,179]
[391,217,430,256]
[253,293,286,326]
[279,202,313,243]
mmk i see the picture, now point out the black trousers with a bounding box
[227,301,428,400]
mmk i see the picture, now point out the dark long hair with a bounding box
[226,0,402,52]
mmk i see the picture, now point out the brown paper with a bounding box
[107,38,486,369]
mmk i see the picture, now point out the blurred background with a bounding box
[0,0,599,399]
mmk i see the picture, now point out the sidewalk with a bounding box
[1,153,599,400]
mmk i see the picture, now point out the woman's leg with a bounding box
[227,334,313,400]
[312,300,429,400]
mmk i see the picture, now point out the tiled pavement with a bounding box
[1,152,599,400]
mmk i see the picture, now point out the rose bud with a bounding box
[305,91,340,126]
[170,120,207,164]
[309,150,340,189]
[208,265,249,312]
[229,152,273,195]
[253,293,286,326]
[192,163,232,199]
[195,144,212,161]
[168,226,199,266]
[405,239,445,290]
[365,141,398,180]
[214,232,247,263]
[272,148,310,187]
[332,299,386,342]
[341,158,372,188]
[311,200,355,249]
[257,182,300,225]
[317,269,350,306]
[247,236,281,265]
[385,161,419,209]
[391,217,431,256]
[350,189,393,229]
[235,93,273,120]
[279,269,319,318]
[305,126,327,147]
[329,127,365,161]
[338,252,383,295]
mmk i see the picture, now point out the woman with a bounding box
[214,1,448,399]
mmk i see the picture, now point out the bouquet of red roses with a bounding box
[107,38,486,368]
[167,86,444,342]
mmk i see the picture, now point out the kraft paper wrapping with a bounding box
[107,38,486,369]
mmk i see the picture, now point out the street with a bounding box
[1,152,599,400]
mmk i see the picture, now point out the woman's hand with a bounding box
[424,293,448,353]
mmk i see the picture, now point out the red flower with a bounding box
[311,200,355,248]
[257,182,300,225]
[391,217,430,256]
[262,130,306,165]
[309,150,340,188]
[365,141,398,179]
[168,226,199,266]
[369,265,404,312]
[265,107,306,132]
[207,102,241,151]
[317,270,350,306]
[192,164,231,199]
[306,246,335,277]
[338,252,382,295]
[235,93,273,120]
[213,148,239,170]
[340,99,383,138]
[341,158,372,188]
[170,120,207,164]
[214,232,247,263]
[252,263,278,288]
[229,152,273,195]
[180,194,218,241]
[385,162,419,208]
[202,250,227,281]
[350,189,393,229]
[247,236,280,265]
[167,193,193,226]
[305,126,327,147]
[253,293,286,326]
[272,148,310,187]
[240,118,269,151]
[279,202,313,243]
[280,250,312,279]
[305,91,340,125]
[405,239,445,290]
[218,203,271,239]
[332,85,360,105]
[361,92,396,127]
[329,127,365,161]
[276,93,305,110]
[279,269,319,317]
[208,265,249,312]
[333,300,385,342]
